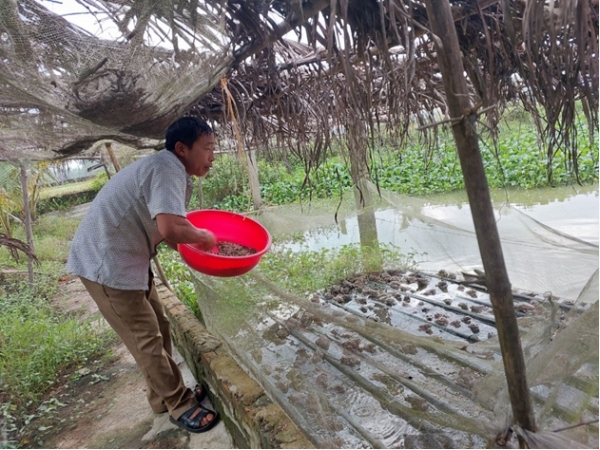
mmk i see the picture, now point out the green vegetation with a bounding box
[158,245,202,317]
[0,280,112,402]
[0,276,115,448]
[259,243,420,295]
[36,191,97,216]
[372,126,597,195]
[157,242,422,315]
[196,119,597,212]
[38,179,96,199]
[0,163,47,244]
[0,213,116,448]
[36,173,106,215]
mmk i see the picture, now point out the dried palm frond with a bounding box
[0,0,597,186]
[191,0,598,186]
[0,233,39,264]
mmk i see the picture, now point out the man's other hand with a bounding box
[156,214,217,250]
[190,231,216,252]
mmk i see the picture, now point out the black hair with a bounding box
[165,116,213,152]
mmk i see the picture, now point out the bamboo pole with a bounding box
[423,0,536,438]
[19,164,35,285]
[104,142,173,292]
[104,142,121,172]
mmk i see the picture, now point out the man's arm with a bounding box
[156,214,216,251]
[162,239,178,251]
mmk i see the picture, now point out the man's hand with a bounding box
[189,231,216,252]
[156,214,217,250]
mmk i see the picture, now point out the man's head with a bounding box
[165,117,216,177]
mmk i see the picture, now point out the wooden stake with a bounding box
[423,0,536,437]
[19,164,35,285]
[104,142,121,173]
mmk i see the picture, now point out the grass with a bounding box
[158,231,425,320]
[157,245,201,317]
[260,242,421,294]
[0,281,111,405]
[0,275,115,448]
[2,215,81,266]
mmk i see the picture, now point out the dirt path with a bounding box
[27,276,233,449]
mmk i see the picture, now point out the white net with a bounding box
[190,183,599,448]
[0,0,232,160]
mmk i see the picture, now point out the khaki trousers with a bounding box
[80,276,196,419]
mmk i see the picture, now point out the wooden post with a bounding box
[104,142,121,173]
[423,0,536,436]
[104,143,173,292]
[19,164,35,285]
[247,149,262,210]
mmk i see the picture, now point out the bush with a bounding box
[89,172,109,192]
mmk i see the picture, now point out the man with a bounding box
[67,116,219,433]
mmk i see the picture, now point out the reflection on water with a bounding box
[421,184,599,246]
[278,184,598,300]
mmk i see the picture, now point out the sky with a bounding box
[41,0,124,41]
[38,0,229,51]
[37,0,321,53]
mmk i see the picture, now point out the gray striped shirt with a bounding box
[67,150,193,290]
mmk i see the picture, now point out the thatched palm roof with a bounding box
[0,0,597,172]
[190,0,598,184]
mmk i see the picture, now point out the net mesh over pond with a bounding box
[190,184,599,448]
[0,0,231,160]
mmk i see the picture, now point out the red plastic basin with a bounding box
[178,209,271,277]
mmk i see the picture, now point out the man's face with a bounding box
[174,133,216,177]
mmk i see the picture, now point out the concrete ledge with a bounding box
[159,285,314,449]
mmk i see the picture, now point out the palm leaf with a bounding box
[0,233,39,265]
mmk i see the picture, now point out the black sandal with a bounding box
[193,384,206,403]
[169,404,219,433]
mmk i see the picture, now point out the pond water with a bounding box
[47,158,103,183]
[193,183,599,448]
[277,184,598,300]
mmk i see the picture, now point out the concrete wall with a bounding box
[158,285,314,449]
